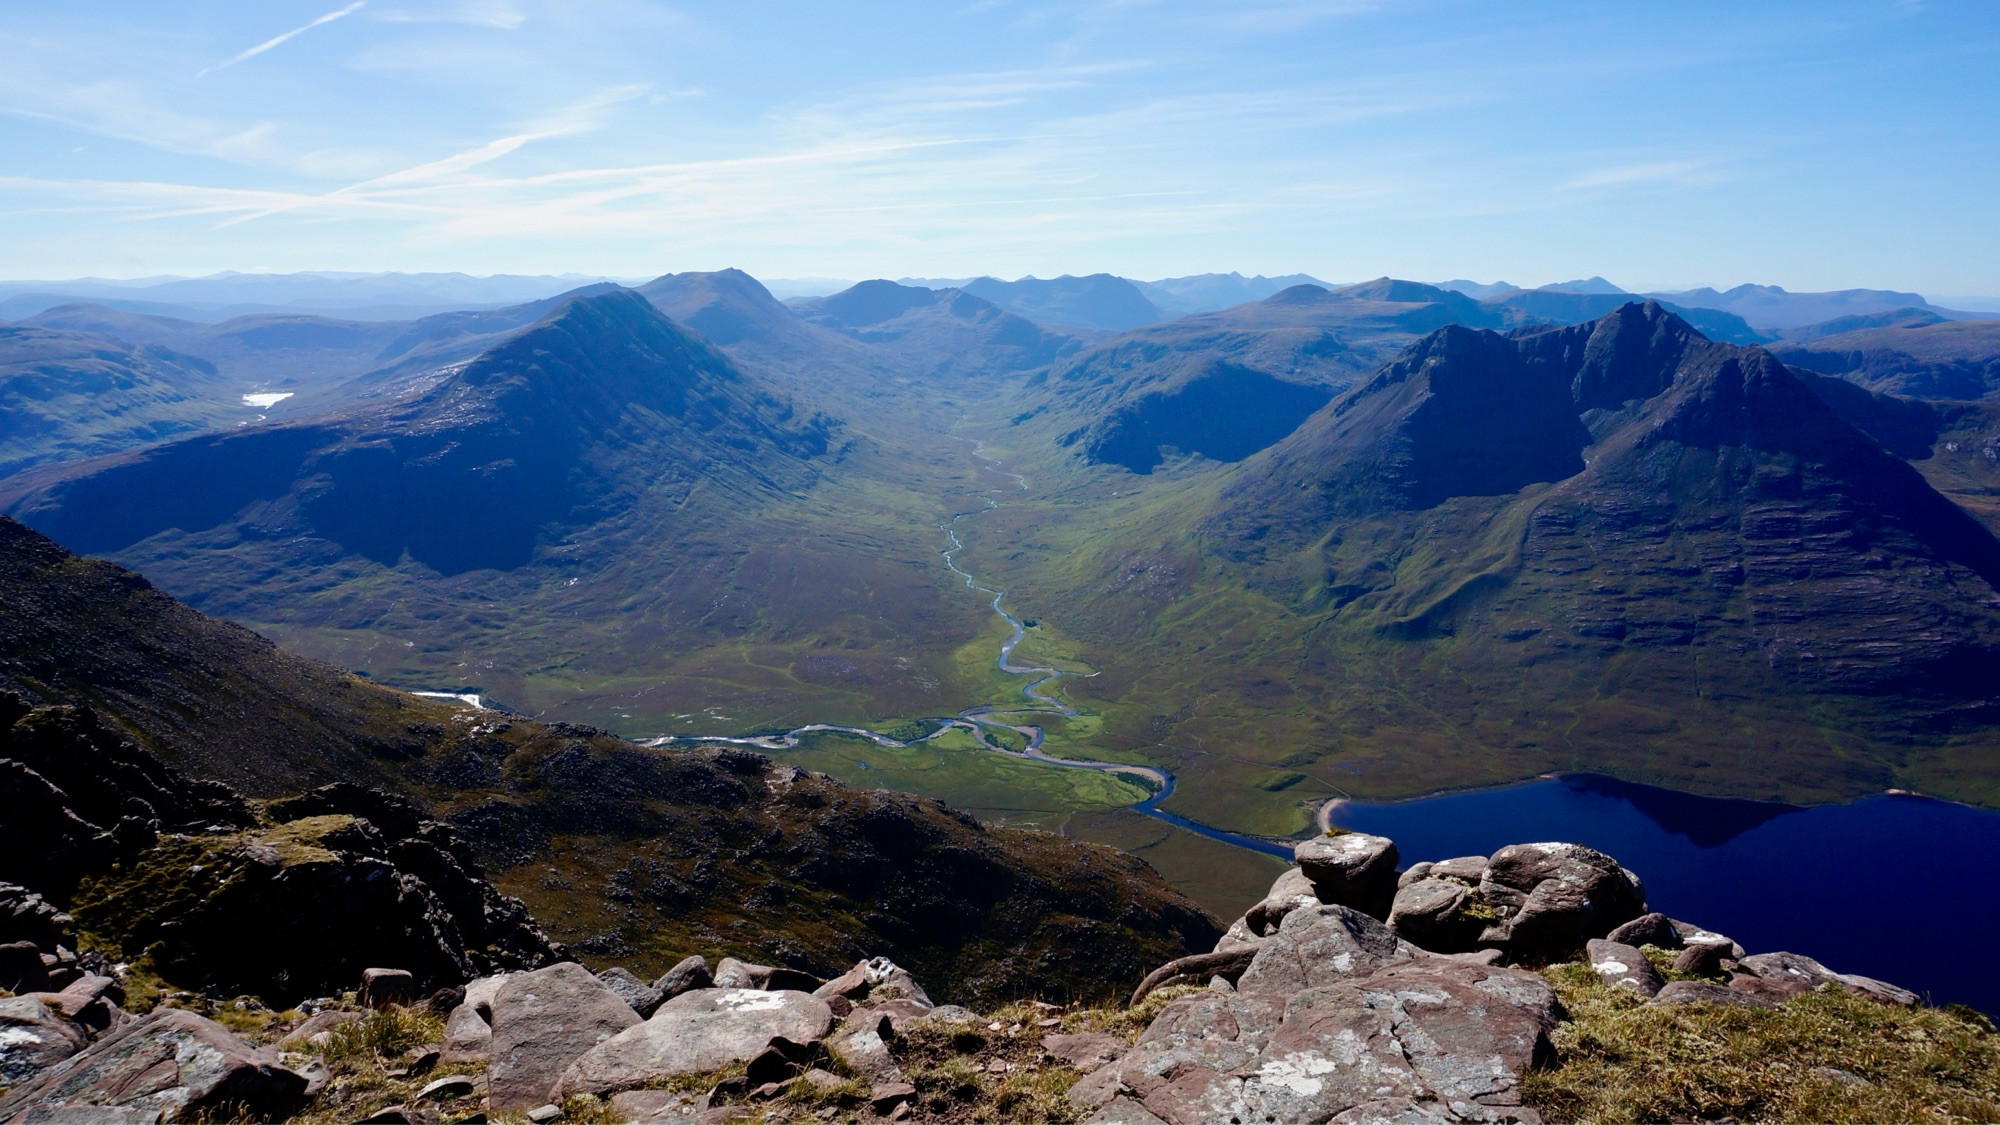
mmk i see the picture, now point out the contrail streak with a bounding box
[198,1,365,77]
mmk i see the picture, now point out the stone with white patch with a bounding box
[554,987,833,1098]
[1585,938,1664,997]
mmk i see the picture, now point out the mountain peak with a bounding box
[1335,277,1462,304]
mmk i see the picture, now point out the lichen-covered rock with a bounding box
[810,956,930,1008]
[712,956,820,992]
[0,1008,306,1123]
[1235,903,1412,996]
[0,996,87,1084]
[487,962,642,1110]
[555,987,834,1098]
[1606,911,1679,949]
[1080,956,1559,1124]
[1479,843,1646,957]
[1044,1032,1128,1075]
[1245,868,1320,937]
[440,1002,493,1063]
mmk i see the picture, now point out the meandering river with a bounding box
[645,442,1296,859]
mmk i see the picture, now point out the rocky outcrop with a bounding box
[1073,830,1937,1123]
[69,795,563,1008]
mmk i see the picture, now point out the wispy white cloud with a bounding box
[1555,159,1721,192]
[198,2,367,78]
[376,1,525,29]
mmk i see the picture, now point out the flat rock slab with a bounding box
[277,1009,360,1050]
[487,961,642,1110]
[1734,951,1920,1007]
[0,1008,306,1123]
[556,987,833,1098]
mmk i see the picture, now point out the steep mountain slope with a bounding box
[1222,303,2000,697]
[960,274,1163,332]
[25,289,608,401]
[2,289,830,575]
[0,327,242,478]
[0,284,1014,744]
[957,304,2000,834]
[1773,318,2000,399]
[0,515,1221,1002]
[796,280,1082,379]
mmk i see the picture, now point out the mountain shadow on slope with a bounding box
[1,289,833,575]
[1073,360,1334,473]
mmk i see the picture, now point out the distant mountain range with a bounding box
[0,271,636,323]
[7,266,2000,866]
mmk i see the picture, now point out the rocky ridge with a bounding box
[0,827,1968,1124]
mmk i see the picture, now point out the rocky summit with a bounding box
[0,820,1975,1124]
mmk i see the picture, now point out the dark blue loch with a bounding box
[1326,774,2000,1015]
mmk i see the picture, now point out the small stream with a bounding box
[647,442,1295,859]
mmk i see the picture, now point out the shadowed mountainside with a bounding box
[0,514,1221,1003]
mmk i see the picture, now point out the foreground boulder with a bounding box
[0,1008,306,1122]
[487,962,642,1110]
[556,987,835,1098]
[1292,832,1399,915]
[1077,940,1561,1123]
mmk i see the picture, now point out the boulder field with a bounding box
[0,826,1940,1124]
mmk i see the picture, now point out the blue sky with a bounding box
[1,0,1996,294]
